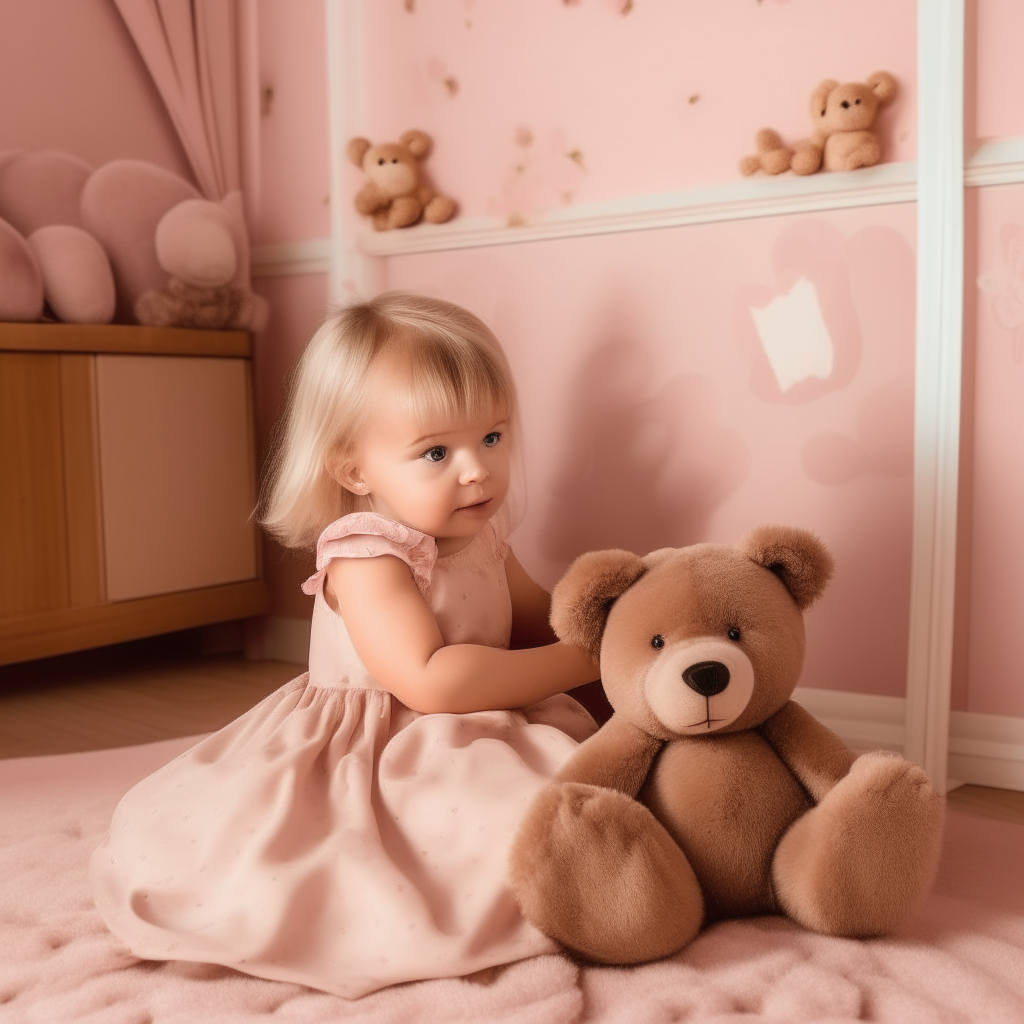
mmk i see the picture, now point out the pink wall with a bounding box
[254,0,331,247]
[958,183,1024,717]
[0,0,192,179]
[360,0,917,219]
[386,207,917,698]
[361,0,920,699]
[971,0,1024,146]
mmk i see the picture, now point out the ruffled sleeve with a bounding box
[301,513,437,598]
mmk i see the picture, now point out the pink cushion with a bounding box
[155,200,237,287]
[27,225,116,325]
[0,217,44,321]
[80,160,200,323]
[0,151,92,236]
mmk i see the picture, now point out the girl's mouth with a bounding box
[457,498,492,518]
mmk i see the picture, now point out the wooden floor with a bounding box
[1,634,1022,826]
[0,630,302,759]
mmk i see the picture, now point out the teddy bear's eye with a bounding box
[391,158,399,163]
[855,98,861,105]
[377,158,385,165]
[820,109,826,116]
[727,627,741,642]
[650,635,665,650]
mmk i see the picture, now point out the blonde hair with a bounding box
[260,291,522,549]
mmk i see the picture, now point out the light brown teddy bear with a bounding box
[347,130,456,231]
[509,526,944,965]
[740,72,897,177]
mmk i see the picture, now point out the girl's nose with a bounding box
[459,454,489,485]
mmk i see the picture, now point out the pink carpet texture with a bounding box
[1,735,1023,1023]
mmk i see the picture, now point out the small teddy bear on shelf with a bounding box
[740,72,898,177]
[346,130,456,231]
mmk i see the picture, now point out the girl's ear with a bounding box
[328,453,368,495]
[550,549,646,660]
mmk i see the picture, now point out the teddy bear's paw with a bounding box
[508,781,703,964]
[771,752,945,937]
[825,135,882,172]
[423,195,456,224]
[388,196,423,230]
[790,145,824,176]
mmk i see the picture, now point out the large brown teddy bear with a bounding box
[347,130,456,231]
[509,526,944,965]
[740,72,897,177]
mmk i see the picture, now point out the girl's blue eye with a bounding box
[483,432,501,447]
[423,446,447,463]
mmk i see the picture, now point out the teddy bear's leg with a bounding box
[827,134,881,172]
[508,781,704,964]
[771,751,944,937]
[790,143,824,175]
[423,195,456,224]
[387,196,423,229]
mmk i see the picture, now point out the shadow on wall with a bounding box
[539,331,750,570]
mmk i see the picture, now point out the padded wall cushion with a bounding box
[0,217,44,321]
[0,151,92,235]
[80,160,200,323]
[28,225,116,324]
[155,200,237,288]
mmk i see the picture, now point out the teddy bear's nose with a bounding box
[682,661,730,697]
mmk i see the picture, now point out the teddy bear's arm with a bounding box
[758,700,856,803]
[354,183,390,216]
[556,714,664,798]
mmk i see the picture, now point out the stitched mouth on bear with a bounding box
[644,639,755,735]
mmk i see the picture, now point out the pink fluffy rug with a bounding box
[1,736,1023,1023]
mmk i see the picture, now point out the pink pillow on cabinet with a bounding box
[0,217,44,321]
[80,159,200,323]
[155,200,237,287]
[27,225,116,324]
[0,152,92,235]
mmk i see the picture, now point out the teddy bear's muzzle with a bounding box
[682,661,730,697]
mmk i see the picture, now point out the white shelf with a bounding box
[251,136,1024,275]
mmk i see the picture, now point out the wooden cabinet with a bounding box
[0,323,267,665]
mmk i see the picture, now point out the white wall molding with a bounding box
[948,710,1024,790]
[793,687,906,754]
[359,160,918,257]
[794,687,1024,792]
[903,0,964,794]
[251,136,1024,278]
[251,239,332,277]
[325,0,381,300]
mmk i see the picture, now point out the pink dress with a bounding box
[89,512,596,998]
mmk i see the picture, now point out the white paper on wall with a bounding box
[749,276,835,392]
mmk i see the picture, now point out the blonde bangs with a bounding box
[397,330,515,429]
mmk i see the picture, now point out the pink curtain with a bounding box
[112,0,260,228]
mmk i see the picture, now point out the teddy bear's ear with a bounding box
[866,71,897,104]
[739,525,834,611]
[399,130,432,159]
[346,137,371,168]
[809,79,839,119]
[550,549,646,660]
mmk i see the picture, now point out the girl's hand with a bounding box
[326,556,598,714]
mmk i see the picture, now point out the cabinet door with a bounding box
[96,355,258,602]
[0,354,69,617]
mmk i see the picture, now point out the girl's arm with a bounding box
[326,555,599,715]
